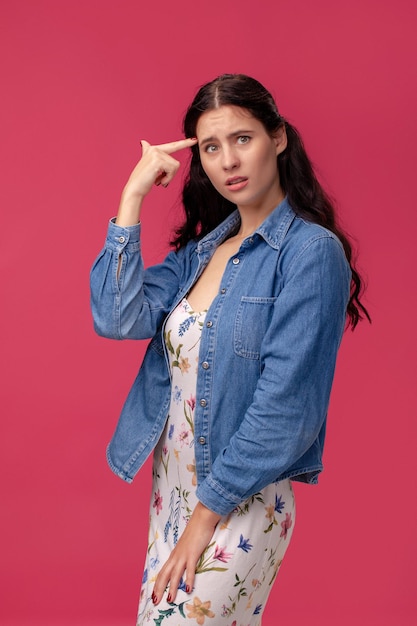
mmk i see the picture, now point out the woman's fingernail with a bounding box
[186,584,191,593]
[152,593,157,604]
[167,593,172,603]
[162,183,169,188]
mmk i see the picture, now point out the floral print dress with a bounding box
[137,298,295,626]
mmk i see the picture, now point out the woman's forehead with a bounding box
[196,105,261,138]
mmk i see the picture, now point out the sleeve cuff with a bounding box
[196,475,242,517]
[105,218,141,249]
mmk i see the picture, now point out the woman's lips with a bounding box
[225,176,248,191]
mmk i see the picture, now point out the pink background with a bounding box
[1,1,416,624]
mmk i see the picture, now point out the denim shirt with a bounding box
[90,198,351,516]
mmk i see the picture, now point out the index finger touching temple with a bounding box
[156,137,198,154]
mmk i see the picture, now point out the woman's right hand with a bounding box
[116,137,198,227]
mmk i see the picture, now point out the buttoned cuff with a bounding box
[105,218,141,251]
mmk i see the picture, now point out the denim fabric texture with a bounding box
[90,198,350,516]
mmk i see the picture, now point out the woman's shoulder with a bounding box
[277,215,349,281]
[286,214,345,254]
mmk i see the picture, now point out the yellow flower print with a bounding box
[185,596,215,624]
[186,459,197,486]
[179,356,191,373]
[264,503,275,522]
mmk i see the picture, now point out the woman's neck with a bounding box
[236,191,285,238]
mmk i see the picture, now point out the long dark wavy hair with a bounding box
[172,73,370,329]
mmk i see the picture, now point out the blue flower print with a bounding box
[254,604,263,615]
[168,424,174,439]
[237,534,253,553]
[142,568,148,584]
[178,315,197,336]
[275,494,285,514]
[172,386,182,405]
[149,556,160,570]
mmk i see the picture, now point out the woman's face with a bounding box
[196,105,287,213]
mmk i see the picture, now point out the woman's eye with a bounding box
[205,144,218,153]
[237,136,250,145]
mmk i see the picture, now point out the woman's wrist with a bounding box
[193,501,222,527]
[115,186,145,226]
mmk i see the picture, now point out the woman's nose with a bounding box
[221,146,240,170]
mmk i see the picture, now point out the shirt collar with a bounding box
[196,197,296,253]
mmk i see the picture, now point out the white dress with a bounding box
[137,298,295,626]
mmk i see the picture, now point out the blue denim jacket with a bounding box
[90,198,350,515]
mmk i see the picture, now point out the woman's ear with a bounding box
[274,125,288,155]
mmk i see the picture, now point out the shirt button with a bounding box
[202,361,209,370]
[206,320,213,328]
[198,436,206,445]
[199,399,207,407]
[232,257,240,265]
[249,238,254,244]
[118,236,126,243]
[220,288,226,294]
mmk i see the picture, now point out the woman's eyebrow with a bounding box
[199,130,253,147]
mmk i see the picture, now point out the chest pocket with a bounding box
[234,296,277,359]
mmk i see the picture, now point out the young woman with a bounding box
[90,74,369,626]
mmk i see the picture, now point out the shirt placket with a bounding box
[194,248,245,483]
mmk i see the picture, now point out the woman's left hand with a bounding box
[152,501,221,605]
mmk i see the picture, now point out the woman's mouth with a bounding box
[225,176,249,191]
